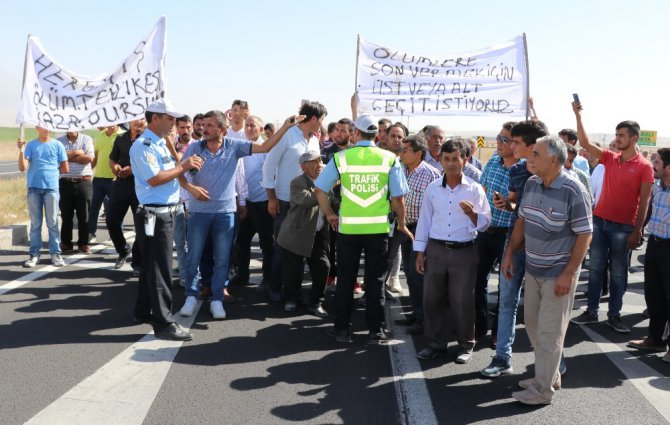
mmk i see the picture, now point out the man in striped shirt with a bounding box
[394,134,441,334]
[502,136,592,405]
[627,148,670,361]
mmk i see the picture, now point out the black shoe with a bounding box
[134,314,155,325]
[155,323,193,341]
[307,304,329,318]
[115,252,130,270]
[325,327,352,343]
[367,329,394,345]
[132,268,141,278]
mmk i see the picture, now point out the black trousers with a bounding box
[134,208,175,330]
[644,237,670,346]
[334,233,389,333]
[282,231,330,306]
[474,229,507,337]
[270,200,290,291]
[59,179,92,247]
[106,177,141,269]
[235,200,275,283]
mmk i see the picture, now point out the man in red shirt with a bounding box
[570,102,654,333]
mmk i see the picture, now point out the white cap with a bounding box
[354,113,378,134]
[146,98,184,118]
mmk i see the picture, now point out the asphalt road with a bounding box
[0,160,20,179]
[0,220,668,425]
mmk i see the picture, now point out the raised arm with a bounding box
[572,102,603,161]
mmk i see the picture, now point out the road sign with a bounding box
[638,130,657,146]
[476,136,485,148]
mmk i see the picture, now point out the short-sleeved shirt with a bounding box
[183,137,253,213]
[94,128,124,179]
[480,154,516,228]
[262,125,320,202]
[314,141,409,197]
[24,139,67,190]
[519,170,593,278]
[648,182,670,239]
[130,129,180,205]
[57,133,94,178]
[595,150,654,225]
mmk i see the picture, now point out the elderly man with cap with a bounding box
[130,98,204,341]
[277,150,335,316]
[315,113,411,345]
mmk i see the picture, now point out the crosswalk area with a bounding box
[0,231,668,425]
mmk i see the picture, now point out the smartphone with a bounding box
[494,191,502,200]
[572,93,580,103]
[290,117,296,124]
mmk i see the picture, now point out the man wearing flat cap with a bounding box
[277,151,334,317]
[316,113,411,345]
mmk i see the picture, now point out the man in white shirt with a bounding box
[414,139,492,364]
[262,101,327,301]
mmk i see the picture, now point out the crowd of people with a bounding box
[16,96,670,406]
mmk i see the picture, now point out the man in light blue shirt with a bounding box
[233,115,275,288]
[179,110,305,320]
[262,101,327,301]
[130,99,203,342]
[18,127,68,268]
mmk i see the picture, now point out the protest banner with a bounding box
[16,17,167,132]
[355,35,529,117]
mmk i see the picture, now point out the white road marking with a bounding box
[386,288,438,425]
[0,233,134,296]
[24,307,202,425]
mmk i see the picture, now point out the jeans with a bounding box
[173,204,188,282]
[88,177,113,235]
[27,188,61,256]
[184,212,235,302]
[495,246,526,363]
[474,229,507,336]
[587,216,632,317]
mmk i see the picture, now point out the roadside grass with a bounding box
[0,177,28,227]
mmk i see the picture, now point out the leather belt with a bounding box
[649,234,670,243]
[429,238,475,249]
[60,176,92,182]
[486,226,509,235]
[140,204,178,214]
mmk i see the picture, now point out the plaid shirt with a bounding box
[481,154,516,228]
[58,133,94,178]
[404,161,442,224]
[649,182,670,238]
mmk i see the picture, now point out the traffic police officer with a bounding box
[130,99,203,341]
[315,113,411,345]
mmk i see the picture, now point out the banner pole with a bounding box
[353,34,361,119]
[18,33,32,140]
[522,33,530,121]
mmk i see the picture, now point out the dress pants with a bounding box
[474,229,507,336]
[523,272,577,400]
[333,233,388,333]
[106,177,141,269]
[134,208,176,331]
[423,240,478,350]
[281,231,330,306]
[59,179,92,247]
[235,200,274,283]
[644,236,670,346]
[270,200,291,292]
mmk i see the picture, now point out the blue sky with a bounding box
[1,0,669,138]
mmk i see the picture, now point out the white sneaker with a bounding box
[89,234,97,244]
[388,276,402,293]
[210,300,226,320]
[51,254,65,267]
[180,296,198,317]
[24,255,40,268]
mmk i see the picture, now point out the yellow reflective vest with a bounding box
[334,146,396,234]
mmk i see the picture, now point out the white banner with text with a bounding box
[17,17,167,131]
[356,35,528,117]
